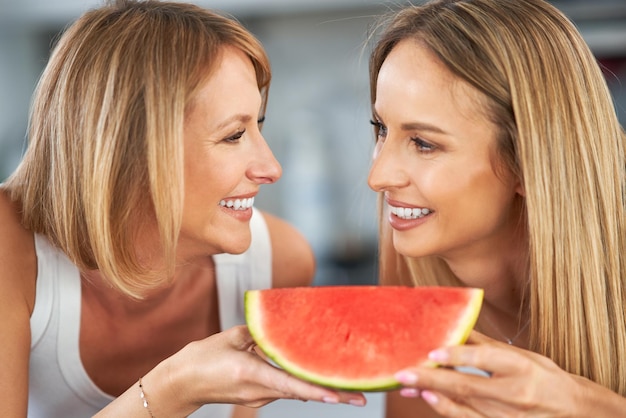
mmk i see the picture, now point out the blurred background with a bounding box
[1,0,625,417]
[1,0,625,291]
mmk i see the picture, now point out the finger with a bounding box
[281,375,366,406]
[427,342,526,376]
[397,365,493,399]
[227,325,257,349]
[251,343,271,362]
[258,361,366,406]
[420,390,485,418]
[334,390,367,407]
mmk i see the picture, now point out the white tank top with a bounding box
[28,208,272,418]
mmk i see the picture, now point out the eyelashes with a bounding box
[370,119,387,139]
[223,116,267,143]
[224,130,245,143]
[369,118,437,153]
[369,119,382,129]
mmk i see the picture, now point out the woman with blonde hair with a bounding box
[367,0,626,416]
[0,0,365,416]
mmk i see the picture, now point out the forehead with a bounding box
[187,46,260,117]
[376,39,488,122]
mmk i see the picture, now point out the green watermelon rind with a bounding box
[245,288,484,392]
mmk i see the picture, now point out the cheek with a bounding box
[445,169,517,233]
[183,156,228,209]
[184,148,230,186]
[422,161,515,222]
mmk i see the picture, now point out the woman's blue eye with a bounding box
[370,119,436,152]
[411,137,436,152]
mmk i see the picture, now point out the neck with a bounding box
[438,201,530,346]
[444,244,528,317]
[440,196,528,316]
[80,256,215,317]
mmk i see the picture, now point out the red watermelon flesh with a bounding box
[245,286,483,391]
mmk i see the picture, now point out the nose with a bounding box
[248,133,282,184]
[367,138,409,192]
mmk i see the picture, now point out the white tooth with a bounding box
[422,208,430,215]
[226,200,233,208]
[220,200,226,207]
[399,208,407,218]
[389,206,397,215]
[412,208,420,218]
[234,199,241,210]
[247,197,253,207]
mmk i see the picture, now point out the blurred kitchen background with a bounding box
[1,0,626,291]
[1,0,625,417]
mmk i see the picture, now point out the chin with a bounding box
[221,243,250,255]
[217,235,252,255]
[393,236,436,259]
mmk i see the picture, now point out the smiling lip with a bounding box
[386,198,433,231]
[219,193,256,221]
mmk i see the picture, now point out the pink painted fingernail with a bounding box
[394,370,418,384]
[421,390,438,405]
[428,349,449,362]
[400,388,420,398]
[322,396,339,404]
[349,398,366,406]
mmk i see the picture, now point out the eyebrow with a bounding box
[372,110,450,136]
[215,114,254,131]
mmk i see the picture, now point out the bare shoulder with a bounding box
[0,188,36,413]
[259,211,315,288]
[0,187,36,307]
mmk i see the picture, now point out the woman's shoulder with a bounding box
[0,186,37,313]
[258,210,315,289]
[0,186,36,418]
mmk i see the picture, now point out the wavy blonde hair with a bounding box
[370,0,626,394]
[5,0,271,298]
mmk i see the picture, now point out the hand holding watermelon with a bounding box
[392,331,624,417]
[161,325,366,410]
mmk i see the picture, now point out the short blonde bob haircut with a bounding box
[5,0,271,298]
[370,0,626,394]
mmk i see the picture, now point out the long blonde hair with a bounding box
[370,0,626,394]
[5,0,271,299]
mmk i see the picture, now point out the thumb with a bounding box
[226,325,256,350]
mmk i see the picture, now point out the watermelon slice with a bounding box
[245,285,483,391]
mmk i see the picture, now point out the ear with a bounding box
[515,179,525,197]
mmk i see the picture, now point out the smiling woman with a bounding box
[368,0,626,417]
[180,45,282,258]
[0,1,366,417]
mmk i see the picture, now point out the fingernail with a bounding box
[322,396,338,404]
[394,370,418,384]
[428,349,449,362]
[421,390,438,405]
[400,388,419,398]
[349,398,366,406]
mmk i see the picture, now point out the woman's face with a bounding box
[180,46,281,257]
[368,39,523,264]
